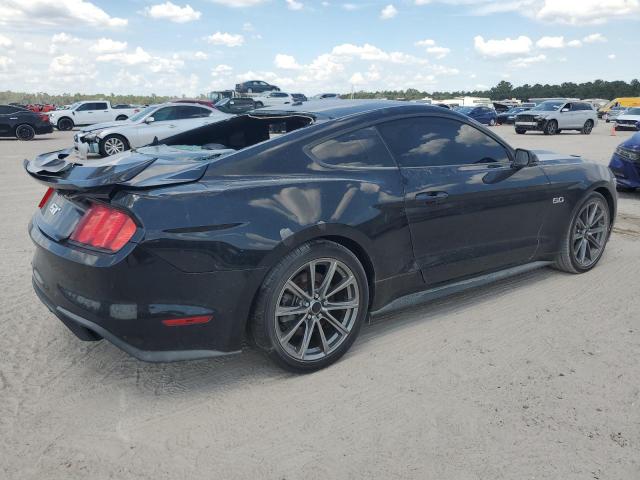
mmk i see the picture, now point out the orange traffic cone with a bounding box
[610,124,616,136]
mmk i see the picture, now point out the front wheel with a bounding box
[553,192,610,274]
[582,120,594,135]
[543,120,558,135]
[115,115,128,121]
[99,134,129,156]
[15,124,36,140]
[250,240,369,372]
[488,118,496,126]
[515,128,526,134]
[255,101,264,108]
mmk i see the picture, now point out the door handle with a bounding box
[415,191,449,203]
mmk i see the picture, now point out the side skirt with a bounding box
[371,261,552,318]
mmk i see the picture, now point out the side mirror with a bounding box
[561,107,569,113]
[513,148,536,169]
[144,116,154,124]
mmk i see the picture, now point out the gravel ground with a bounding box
[1,123,639,480]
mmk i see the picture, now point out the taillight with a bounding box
[38,113,49,122]
[39,187,54,209]
[70,203,136,252]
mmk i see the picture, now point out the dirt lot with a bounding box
[1,123,639,479]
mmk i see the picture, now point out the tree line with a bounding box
[0,91,206,106]
[348,79,640,102]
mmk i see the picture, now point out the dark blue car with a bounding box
[609,132,640,190]
[455,106,497,126]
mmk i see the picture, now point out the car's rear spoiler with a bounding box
[24,147,214,192]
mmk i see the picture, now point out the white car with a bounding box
[253,92,295,108]
[49,100,140,131]
[74,102,232,157]
[614,107,640,131]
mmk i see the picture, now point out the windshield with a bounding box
[129,105,157,122]
[531,101,564,112]
[624,108,640,115]
[68,102,81,110]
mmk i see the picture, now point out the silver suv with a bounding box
[514,100,597,135]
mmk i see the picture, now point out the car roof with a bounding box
[253,99,447,121]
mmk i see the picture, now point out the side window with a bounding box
[152,107,180,121]
[310,126,396,168]
[94,102,108,110]
[76,103,92,111]
[378,117,510,168]
[0,106,13,114]
[563,103,572,111]
[177,106,211,119]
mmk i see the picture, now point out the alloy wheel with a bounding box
[583,121,593,134]
[274,258,360,361]
[16,125,35,140]
[571,199,609,268]
[104,137,126,156]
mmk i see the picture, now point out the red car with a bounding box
[171,98,215,109]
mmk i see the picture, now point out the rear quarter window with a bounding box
[310,126,396,168]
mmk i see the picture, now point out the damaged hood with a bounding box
[79,120,133,134]
[24,145,233,191]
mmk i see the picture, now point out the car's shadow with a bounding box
[70,265,555,396]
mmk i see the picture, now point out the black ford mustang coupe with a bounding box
[26,101,616,372]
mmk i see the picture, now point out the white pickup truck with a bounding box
[49,101,140,131]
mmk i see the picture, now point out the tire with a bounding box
[57,117,74,131]
[581,120,594,135]
[543,120,558,135]
[515,128,526,134]
[99,134,129,157]
[115,115,128,121]
[255,101,264,108]
[15,124,36,140]
[250,240,369,372]
[553,192,611,274]
[488,118,496,126]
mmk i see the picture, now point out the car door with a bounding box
[557,102,575,129]
[92,102,110,123]
[0,105,16,135]
[377,115,551,286]
[172,106,215,134]
[135,106,182,146]
[72,103,95,124]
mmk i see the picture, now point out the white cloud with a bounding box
[427,46,450,59]
[286,0,304,10]
[536,36,565,49]
[0,56,14,70]
[567,39,582,47]
[210,0,267,6]
[536,0,640,25]
[415,39,436,47]
[474,35,532,57]
[274,54,302,70]
[90,38,128,53]
[51,32,78,44]
[583,33,607,43]
[144,2,201,23]
[194,51,208,60]
[205,32,245,47]
[608,53,616,60]
[97,47,153,65]
[211,64,233,76]
[0,0,127,27]
[510,54,546,68]
[0,35,12,48]
[350,72,366,85]
[380,4,398,19]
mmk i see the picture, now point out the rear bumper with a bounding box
[36,124,54,135]
[29,219,261,362]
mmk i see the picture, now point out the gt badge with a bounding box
[553,197,565,204]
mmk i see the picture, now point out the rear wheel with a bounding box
[543,120,558,135]
[250,240,369,372]
[515,128,526,134]
[15,124,35,140]
[582,120,594,135]
[488,118,496,126]
[99,134,129,156]
[115,115,128,121]
[57,117,74,131]
[255,101,264,108]
[554,192,610,274]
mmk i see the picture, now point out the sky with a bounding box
[0,0,639,97]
